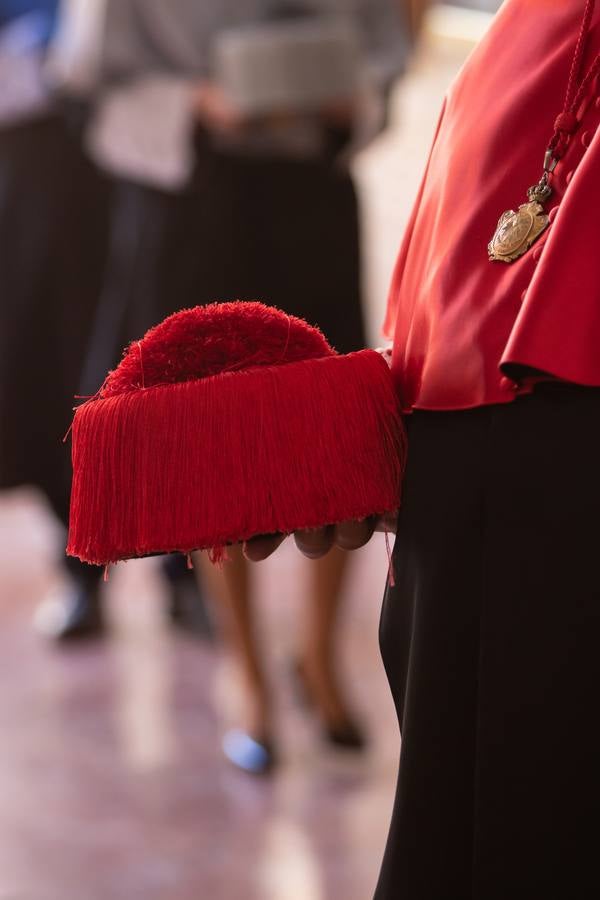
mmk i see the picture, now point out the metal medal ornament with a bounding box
[488,169,553,263]
[489,0,600,263]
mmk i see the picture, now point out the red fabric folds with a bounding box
[384,0,600,412]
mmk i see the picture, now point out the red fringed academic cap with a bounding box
[67,301,405,566]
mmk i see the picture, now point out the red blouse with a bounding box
[384,0,600,412]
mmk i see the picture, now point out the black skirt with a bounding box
[81,129,365,393]
[376,383,600,899]
[0,113,109,522]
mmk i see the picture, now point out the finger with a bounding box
[243,533,286,562]
[334,517,376,551]
[294,526,335,559]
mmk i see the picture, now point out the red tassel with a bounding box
[68,348,406,566]
[208,546,229,566]
[385,531,396,588]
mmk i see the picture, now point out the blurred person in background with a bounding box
[0,0,208,640]
[0,0,110,627]
[65,0,412,772]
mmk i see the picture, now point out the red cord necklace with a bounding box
[489,0,600,263]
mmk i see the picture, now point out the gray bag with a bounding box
[212,15,362,117]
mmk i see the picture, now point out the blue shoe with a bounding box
[222,729,276,776]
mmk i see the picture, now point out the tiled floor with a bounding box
[0,24,474,900]
[0,492,399,900]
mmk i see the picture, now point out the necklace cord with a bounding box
[489,2,598,260]
[550,0,599,161]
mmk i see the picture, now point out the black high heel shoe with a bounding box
[292,661,367,752]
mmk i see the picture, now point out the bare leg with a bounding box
[193,546,272,741]
[299,546,361,731]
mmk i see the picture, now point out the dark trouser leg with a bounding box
[0,116,108,638]
[473,384,600,899]
[375,386,600,899]
[376,408,488,899]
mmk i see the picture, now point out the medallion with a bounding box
[488,178,552,263]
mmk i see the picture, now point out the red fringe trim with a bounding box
[67,350,406,565]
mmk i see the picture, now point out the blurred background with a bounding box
[0,2,501,898]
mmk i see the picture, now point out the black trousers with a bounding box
[0,113,109,524]
[376,383,600,899]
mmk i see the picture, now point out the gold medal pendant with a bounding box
[487,0,599,262]
[488,177,552,264]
